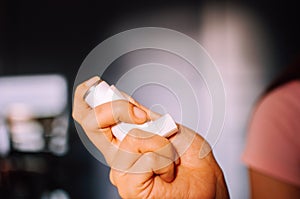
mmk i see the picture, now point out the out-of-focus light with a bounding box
[6,103,44,152]
[48,115,69,155]
[0,120,9,156]
[0,74,69,155]
[41,189,70,199]
[198,3,272,199]
[0,74,67,117]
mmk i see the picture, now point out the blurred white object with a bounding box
[84,81,126,108]
[0,74,69,155]
[41,189,70,199]
[0,74,67,117]
[0,120,10,156]
[10,119,45,152]
[112,113,178,141]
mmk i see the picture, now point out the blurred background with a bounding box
[0,0,299,198]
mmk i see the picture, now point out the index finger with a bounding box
[72,76,100,121]
[74,76,101,101]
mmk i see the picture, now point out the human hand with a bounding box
[110,125,229,199]
[72,76,149,164]
[73,76,229,199]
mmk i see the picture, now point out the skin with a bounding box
[249,169,300,199]
[73,76,229,199]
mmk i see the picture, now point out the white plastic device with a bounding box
[84,81,178,141]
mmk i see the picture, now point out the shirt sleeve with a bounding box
[242,81,300,187]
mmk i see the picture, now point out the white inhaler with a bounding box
[83,80,178,141]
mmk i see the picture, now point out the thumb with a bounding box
[94,100,147,128]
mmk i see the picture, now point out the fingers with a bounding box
[121,91,161,121]
[132,152,175,182]
[73,76,148,136]
[109,129,178,199]
[73,77,150,164]
[147,154,175,183]
[72,76,100,122]
[73,76,107,135]
[94,100,147,128]
[74,77,178,185]
[73,76,121,163]
[168,124,197,158]
[110,128,178,183]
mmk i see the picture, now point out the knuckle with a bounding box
[74,83,87,100]
[122,133,135,146]
[71,111,78,121]
[109,170,116,186]
[81,116,92,130]
[81,118,88,129]
[123,128,144,146]
[143,152,157,165]
[112,100,134,121]
[74,86,82,97]
[72,109,81,123]
[111,104,121,120]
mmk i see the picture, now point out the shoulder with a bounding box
[255,80,300,120]
[243,80,300,186]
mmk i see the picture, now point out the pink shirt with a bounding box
[242,80,300,187]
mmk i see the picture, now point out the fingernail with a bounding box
[133,106,146,119]
[85,76,100,87]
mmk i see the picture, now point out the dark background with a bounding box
[0,0,299,198]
